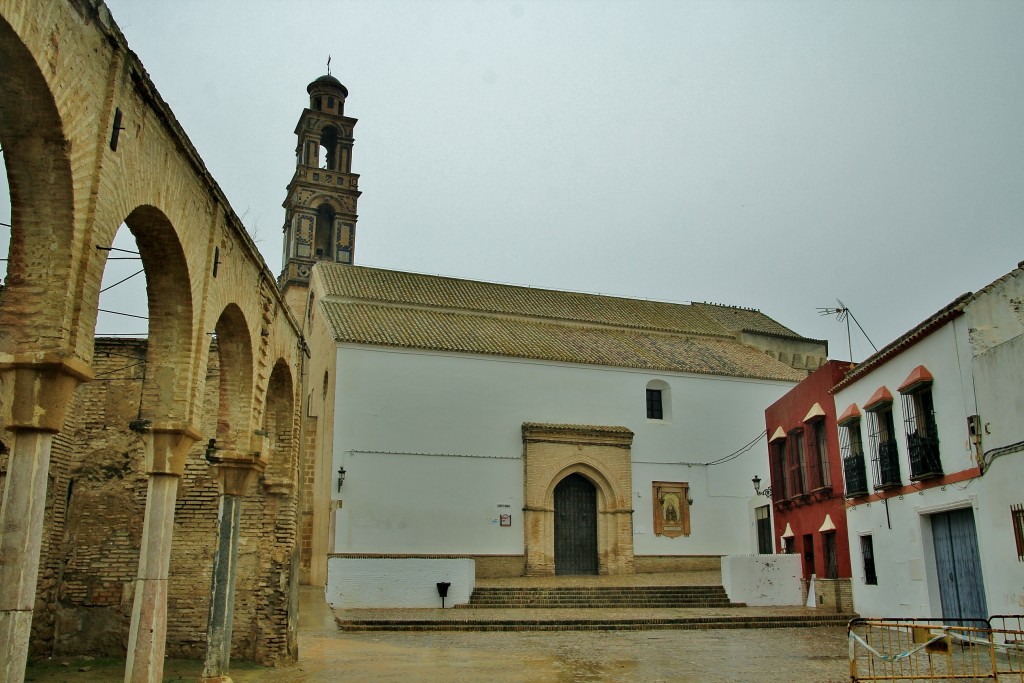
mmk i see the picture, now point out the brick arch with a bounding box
[544,461,624,514]
[0,4,310,679]
[111,205,197,424]
[212,303,254,451]
[313,120,344,136]
[0,14,78,355]
[262,359,296,493]
[309,194,345,213]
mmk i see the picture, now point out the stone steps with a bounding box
[336,613,855,632]
[462,585,735,609]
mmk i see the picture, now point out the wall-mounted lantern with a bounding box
[205,438,220,464]
[336,465,347,492]
[752,475,772,498]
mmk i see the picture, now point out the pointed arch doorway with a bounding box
[522,423,635,576]
[554,474,598,575]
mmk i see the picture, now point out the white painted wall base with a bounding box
[721,554,802,606]
[326,557,476,608]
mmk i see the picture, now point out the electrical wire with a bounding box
[92,361,145,378]
[632,429,770,467]
[97,308,148,320]
[100,268,144,293]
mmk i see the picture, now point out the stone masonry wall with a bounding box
[5,338,299,663]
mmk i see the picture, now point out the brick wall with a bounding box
[634,556,722,573]
[9,338,299,664]
[812,578,855,613]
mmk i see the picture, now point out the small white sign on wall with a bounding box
[493,503,513,527]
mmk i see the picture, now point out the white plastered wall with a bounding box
[837,301,1024,618]
[331,345,795,558]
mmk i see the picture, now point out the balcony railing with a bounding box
[843,453,869,498]
[874,439,901,489]
[908,432,942,480]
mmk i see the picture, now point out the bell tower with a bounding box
[279,73,360,311]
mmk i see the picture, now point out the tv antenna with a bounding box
[817,299,877,362]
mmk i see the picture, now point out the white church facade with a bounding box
[277,74,828,606]
[301,264,825,606]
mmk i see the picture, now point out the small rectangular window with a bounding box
[328,96,335,108]
[802,533,815,578]
[903,386,942,480]
[646,389,663,420]
[861,535,877,585]
[809,420,831,490]
[840,419,869,498]
[770,440,788,501]
[755,505,773,554]
[867,403,901,489]
[787,430,808,496]
[1012,504,1024,561]
[823,531,838,579]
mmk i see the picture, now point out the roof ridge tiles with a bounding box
[316,263,816,343]
[319,299,808,382]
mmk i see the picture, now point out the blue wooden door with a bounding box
[932,508,988,622]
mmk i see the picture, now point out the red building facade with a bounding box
[764,360,854,611]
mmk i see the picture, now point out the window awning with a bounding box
[837,403,861,425]
[898,365,934,393]
[803,403,826,423]
[864,386,894,411]
[769,427,787,442]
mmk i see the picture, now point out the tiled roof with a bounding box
[315,264,812,382]
[522,423,634,434]
[691,302,805,339]
[318,264,724,335]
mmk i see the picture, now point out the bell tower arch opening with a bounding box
[314,203,334,259]
[320,125,339,171]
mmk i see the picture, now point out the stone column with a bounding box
[0,358,92,683]
[200,452,264,683]
[124,425,200,683]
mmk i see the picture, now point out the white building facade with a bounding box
[304,263,826,606]
[835,263,1024,620]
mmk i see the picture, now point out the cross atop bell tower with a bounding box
[279,72,360,307]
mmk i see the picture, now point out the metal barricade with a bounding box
[988,616,1024,680]
[849,616,1024,681]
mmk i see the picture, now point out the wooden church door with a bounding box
[554,473,598,575]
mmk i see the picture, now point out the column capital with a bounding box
[212,451,267,496]
[0,354,94,432]
[138,424,203,476]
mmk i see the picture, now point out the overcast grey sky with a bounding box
[3,0,1023,360]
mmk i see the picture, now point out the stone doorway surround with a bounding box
[521,423,635,576]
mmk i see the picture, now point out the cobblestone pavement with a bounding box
[23,582,854,682]
[222,587,851,683]
[251,626,852,682]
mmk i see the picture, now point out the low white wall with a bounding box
[721,554,802,606]
[327,557,476,608]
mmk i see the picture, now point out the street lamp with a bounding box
[337,466,347,492]
[752,475,771,498]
